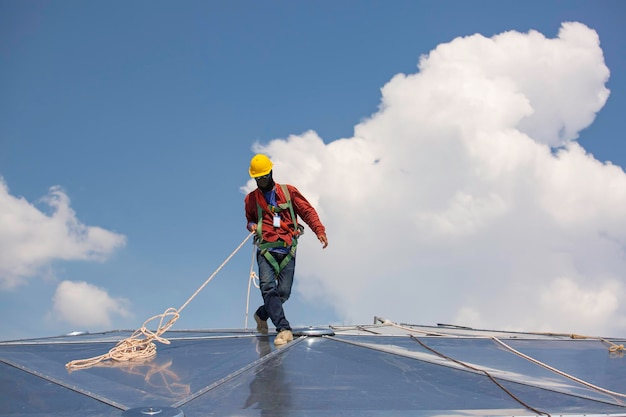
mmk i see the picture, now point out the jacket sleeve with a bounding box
[287,185,326,236]
[244,192,257,227]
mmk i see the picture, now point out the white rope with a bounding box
[491,337,626,399]
[379,318,626,402]
[177,232,255,313]
[66,233,255,371]
[375,316,452,337]
[244,245,260,329]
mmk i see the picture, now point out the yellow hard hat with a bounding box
[249,154,273,178]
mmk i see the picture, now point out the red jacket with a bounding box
[245,184,326,246]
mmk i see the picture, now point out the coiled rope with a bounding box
[65,233,255,371]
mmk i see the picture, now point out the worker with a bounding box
[245,154,328,346]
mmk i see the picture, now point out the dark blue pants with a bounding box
[255,250,295,332]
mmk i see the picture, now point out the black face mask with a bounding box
[255,172,274,192]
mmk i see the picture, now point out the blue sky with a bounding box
[1,1,625,340]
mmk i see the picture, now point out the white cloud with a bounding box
[0,179,127,289]
[539,277,622,335]
[51,280,131,328]
[247,22,626,336]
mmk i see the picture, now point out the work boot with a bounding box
[254,314,268,334]
[274,329,293,347]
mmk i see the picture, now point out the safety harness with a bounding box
[254,184,303,274]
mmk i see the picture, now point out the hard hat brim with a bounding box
[249,168,272,178]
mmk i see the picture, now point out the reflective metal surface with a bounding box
[292,326,335,336]
[1,324,625,416]
[122,406,184,417]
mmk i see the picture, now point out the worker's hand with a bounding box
[247,223,257,233]
[317,234,328,249]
